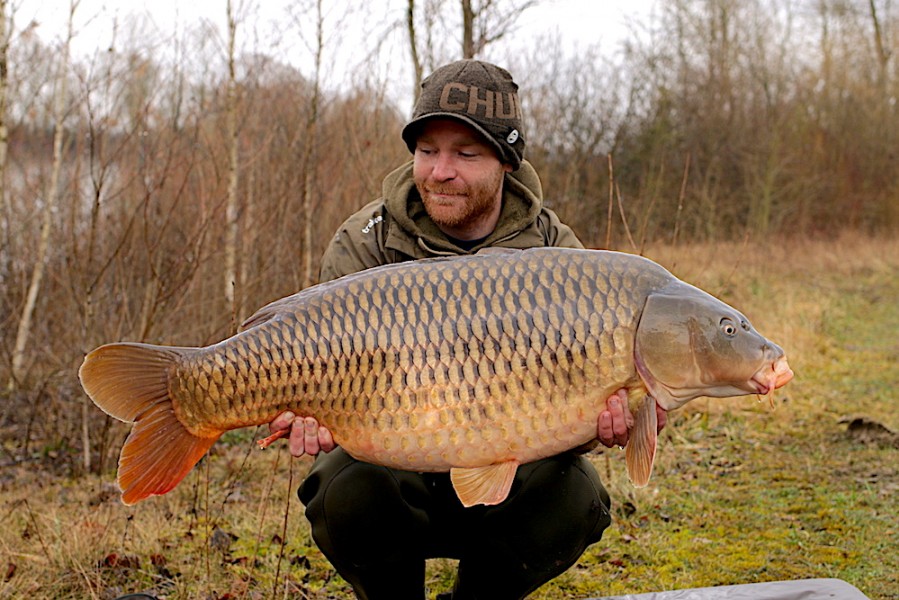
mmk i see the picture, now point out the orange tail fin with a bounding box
[79,343,221,505]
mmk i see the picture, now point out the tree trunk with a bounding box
[224,0,241,326]
[9,2,74,390]
[301,0,323,290]
[461,0,475,58]
[407,0,423,102]
[0,0,10,286]
[868,0,889,89]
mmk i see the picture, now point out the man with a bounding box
[268,59,666,599]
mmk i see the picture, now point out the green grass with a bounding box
[1,236,896,599]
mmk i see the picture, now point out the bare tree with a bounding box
[407,0,424,100]
[0,0,9,285]
[224,0,242,323]
[9,0,76,389]
[460,0,539,58]
[300,0,323,290]
[868,0,891,89]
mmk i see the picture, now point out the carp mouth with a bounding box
[749,355,794,396]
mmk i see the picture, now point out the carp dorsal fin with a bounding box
[240,292,302,331]
[625,396,659,487]
[450,461,519,507]
[475,247,519,256]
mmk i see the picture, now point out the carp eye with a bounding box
[720,318,738,337]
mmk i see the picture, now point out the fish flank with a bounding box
[80,248,792,505]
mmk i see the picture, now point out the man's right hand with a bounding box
[268,412,336,458]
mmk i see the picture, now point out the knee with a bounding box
[491,454,612,551]
[298,451,429,566]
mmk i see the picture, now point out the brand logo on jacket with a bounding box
[361,215,384,234]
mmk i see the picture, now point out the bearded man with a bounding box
[268,59,666,600]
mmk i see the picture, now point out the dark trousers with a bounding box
[298,448,611,600]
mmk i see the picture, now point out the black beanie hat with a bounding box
[402,59,525,170]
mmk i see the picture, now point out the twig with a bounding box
[672,153,691,248]
[273,458,295,597]
[616,182,638,253]
[21,500,53,567]
[605,154,615,249]
[252,443,283,583]
[218,427,265,515]
[716,229,753,298]
[204,454,211,585]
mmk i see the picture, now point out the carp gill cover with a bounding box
[79,248,793,507]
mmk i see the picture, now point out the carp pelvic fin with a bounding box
[79,343,220,505]
[625,396,659,487]
[450,461,519,507]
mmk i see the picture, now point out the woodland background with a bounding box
[0,1,897,597]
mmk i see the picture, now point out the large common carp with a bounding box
[79,248,792,507]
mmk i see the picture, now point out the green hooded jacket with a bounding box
[319,160,583,283]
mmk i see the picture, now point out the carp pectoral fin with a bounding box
[625,396,659,487]
[450,461,519,508]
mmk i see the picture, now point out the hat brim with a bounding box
[401,113,518,169]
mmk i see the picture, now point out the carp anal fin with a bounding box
[625,396,659,487]
[79,343,220,505]
[450,461,519,507]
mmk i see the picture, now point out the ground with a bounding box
[1,236,896,599]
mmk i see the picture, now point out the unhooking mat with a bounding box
[589,578,870,599]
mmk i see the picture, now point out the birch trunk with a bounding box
[0,0,10,286]
[300,0,323,290]
[224,0,241,323]
[9,3,73,390]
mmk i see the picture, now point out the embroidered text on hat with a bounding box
[438,84,522,120]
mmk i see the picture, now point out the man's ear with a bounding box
[503,163,513,173]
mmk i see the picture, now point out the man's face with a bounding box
[412,118,511,239]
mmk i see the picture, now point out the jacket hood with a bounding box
[381,160,544,255]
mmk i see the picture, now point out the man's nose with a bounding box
[430,153,457,181]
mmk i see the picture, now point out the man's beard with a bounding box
[416,169,505,230]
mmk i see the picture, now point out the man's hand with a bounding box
[267,412,336,458]
[596,389,667,448]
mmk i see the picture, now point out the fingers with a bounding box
[288,417,317,457]
[597,389,631,448]
[268,412,335,458]
[269,411,296,433]
[318,424,336,453]
[656,404,668,433]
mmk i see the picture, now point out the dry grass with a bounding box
[1,235,897,599]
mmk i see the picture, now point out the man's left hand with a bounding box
[597,389,667,448]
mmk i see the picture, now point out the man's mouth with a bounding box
[426,187,467,200]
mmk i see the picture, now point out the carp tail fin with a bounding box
[625,396,659,487]
[79,343,220,505]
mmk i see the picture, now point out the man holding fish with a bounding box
[268,59,667,599]
[80,59,791,600]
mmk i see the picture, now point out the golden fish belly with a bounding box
[170,249,669,471]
